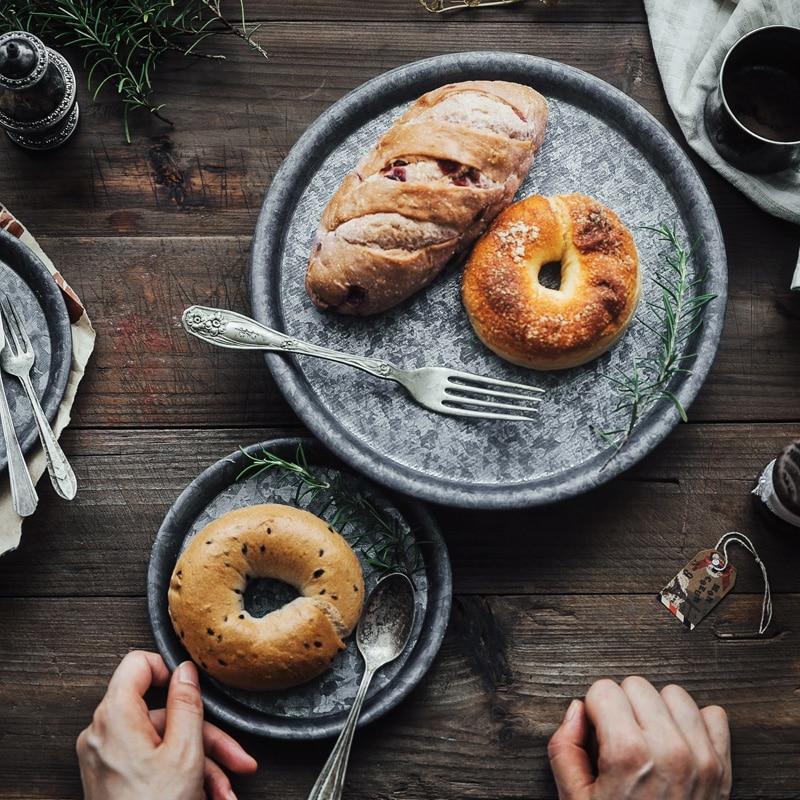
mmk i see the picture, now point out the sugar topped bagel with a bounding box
[462,194,640,370]
[168,504,364,691]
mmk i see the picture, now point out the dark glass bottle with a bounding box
[753,439,800,532]
[0,30,78,150]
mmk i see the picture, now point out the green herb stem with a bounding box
[0,1,268,143]
[237,445,423,579]
[598,223,716,462]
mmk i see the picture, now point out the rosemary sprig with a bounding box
[0,1,267,143]
[597,223,717,460]
[237,445,423,579]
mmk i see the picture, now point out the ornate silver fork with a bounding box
[182,306,543,422]
[0,304,37,516]
[0,297,77,500]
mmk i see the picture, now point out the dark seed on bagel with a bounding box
[168,504,365,691]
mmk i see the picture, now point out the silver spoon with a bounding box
[307,572,416,800]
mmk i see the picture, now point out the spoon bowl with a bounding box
[357,572,416,670]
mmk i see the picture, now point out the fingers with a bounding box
[621,676,681,738]
[205,757,237,800]
[162,661,205,762]
[105,650,170,701]
[547,700,593,800]
[200,719,258,774]
[621,677,696,796]
[701,705,732,798]
[149,709,258,773]
[92,651,170,746]
[661,685,724,799]
[584,679,645,753]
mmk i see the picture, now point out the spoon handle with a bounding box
[307,666,376,800]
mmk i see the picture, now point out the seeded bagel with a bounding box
[168,504,365,691]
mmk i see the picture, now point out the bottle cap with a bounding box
[0,31,49,91]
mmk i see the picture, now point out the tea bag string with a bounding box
[712,532,772,635]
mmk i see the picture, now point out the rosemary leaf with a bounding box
[0,0,268,143]
[597,223,717,461]
[237,445,423,580]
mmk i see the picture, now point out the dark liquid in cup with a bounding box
[725,65,800,142]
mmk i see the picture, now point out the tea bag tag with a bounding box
[659,532,772,635]
[660,548,736,630]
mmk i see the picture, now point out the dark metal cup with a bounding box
[704,25,800,174]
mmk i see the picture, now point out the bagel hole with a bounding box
[243,577,300,618]
[538,261,562,291]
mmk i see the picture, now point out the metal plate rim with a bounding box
[147,436,453,740]
[249,52,727,509]
[0,228,72,473]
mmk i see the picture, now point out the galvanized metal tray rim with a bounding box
[147,436,453,740]
[250,52,727,509]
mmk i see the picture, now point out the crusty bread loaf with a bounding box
[306,81,549,315]
[168,504,364,691]
[462,194,640,370]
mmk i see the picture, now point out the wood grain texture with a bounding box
[34,216,800,430]
[239,0,647,23]
[2,424,800,598]
[1,2,799,797]
[0,595,797,800]
[0,23,664,237]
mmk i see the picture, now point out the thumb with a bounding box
[162,661,205,760]
[547,700,594,800]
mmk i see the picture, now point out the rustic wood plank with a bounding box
[31,219,800,431]
[0,23,665,237]
[0,594,797,799]
[238,0,647,23]
[2,424,799,598]
[42,236,293,428]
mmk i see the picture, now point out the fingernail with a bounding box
[177,661,199,688]
[565,699,581,722]
[227,791,237,800]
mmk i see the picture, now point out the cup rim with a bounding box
[718,23,800,147]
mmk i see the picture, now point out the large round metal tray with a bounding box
[250,52,726,509]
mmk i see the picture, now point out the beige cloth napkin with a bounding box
[0,205,95,556]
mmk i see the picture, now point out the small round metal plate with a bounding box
[250,52,727,509]
[0,229,72,474]
[147,437,452,740]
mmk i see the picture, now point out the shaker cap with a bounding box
[774,440,800,516]
[0,31,49,90]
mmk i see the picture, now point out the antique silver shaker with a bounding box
[0,30,78,150]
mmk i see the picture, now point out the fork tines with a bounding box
[443,370,542,422]
[0,297,29,356]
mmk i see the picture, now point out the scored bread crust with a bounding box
[168,504,365,691]
[462,194,640,370]
[306,81,549,316]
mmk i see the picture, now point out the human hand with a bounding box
[548,677,731,800]
[77,651,258,800]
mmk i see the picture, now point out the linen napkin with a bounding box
[644,0,800,288]
[0,205,95,556]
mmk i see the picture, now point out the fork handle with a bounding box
[20,375,76,500]
[182,306,403,383]
[0,375,38,517]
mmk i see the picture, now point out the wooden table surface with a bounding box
[1,1,799,798]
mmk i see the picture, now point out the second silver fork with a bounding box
[0,297,77,500]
